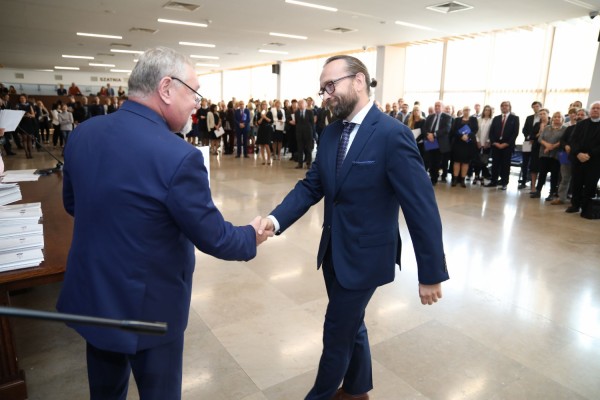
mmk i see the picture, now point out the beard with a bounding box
[328,90,359,121]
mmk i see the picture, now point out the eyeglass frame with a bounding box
[170,76,203,106]
[318,74,356,99]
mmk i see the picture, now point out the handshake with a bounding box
[249,217,276,245]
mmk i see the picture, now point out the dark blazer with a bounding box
[270,104,449,290]
[57,100,256,354]
[294,109,315,148]
[423,112,453,153]
[570,119,600,166]
[522,114,537,141]
[234,108,250,134]
[489,113,520,147]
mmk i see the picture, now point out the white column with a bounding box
[587,44,600,107]
[374,45,406,106]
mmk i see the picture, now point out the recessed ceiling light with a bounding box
[62,54,94,60]
[190,55,220,60]
[77,32,123,39]
[195,63,220,67]
[110,49,144,54]
[269,32,308,40]
[89,63,116,67]
[285,0,337,12]
[158,18,207,27]
[259,49,289,55]
[179,41,216,48]
[55,66,80,70]
[395,21,435,31]
[110,69,132,73]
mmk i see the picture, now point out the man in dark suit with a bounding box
[485,101,520,190]
[423,101,453,184]
[566,101,600,215]
[258,55,448,400]
[520,101,542,189]
[57,47,269,399]
[293,98,315,168]
[234,100,251,158]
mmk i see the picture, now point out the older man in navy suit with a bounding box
[234,100,251,158]
[259,55,449,400]
[57,47,269,400]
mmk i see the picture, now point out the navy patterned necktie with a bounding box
[336,121,356,173]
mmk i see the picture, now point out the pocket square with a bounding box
[352,160,376,165]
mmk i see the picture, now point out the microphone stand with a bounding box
[0,306,167,335]
[16,126,64,174]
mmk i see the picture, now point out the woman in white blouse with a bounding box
[474,105,493,184]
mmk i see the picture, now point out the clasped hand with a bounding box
[250,216,276,245]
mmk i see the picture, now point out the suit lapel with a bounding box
[334,105,379,195]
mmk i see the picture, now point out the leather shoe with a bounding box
[295,164,303,169]
[550,199,564,205]
[517,184,527,189]
[483,183,497,188]
[333,388,369,399]
[565,206,580,213]
[530,192,541,198]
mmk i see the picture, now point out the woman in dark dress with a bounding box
[16,95,38,159]
[254,101,273,165]
[406,105,426,167]
[528,108,549,194]
[450,106,479,187]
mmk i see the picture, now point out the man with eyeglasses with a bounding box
[57,46,271,399]
[258,55,448,400]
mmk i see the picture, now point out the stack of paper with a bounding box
[0,202,44,272]
[2,170,41,183]
[0,183,22,206]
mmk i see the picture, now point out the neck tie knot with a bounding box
[336,121,356,173]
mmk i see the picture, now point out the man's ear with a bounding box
[157,77,174,105]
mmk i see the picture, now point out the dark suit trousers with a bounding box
[306,250,376,400]
[236,129,248,156]
[297,131,313,166]
[570,160,600,210]
[490,146,512,186]
[86,335,184,400]
[425,149,450,183]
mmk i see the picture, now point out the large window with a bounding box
[197,72,221,102]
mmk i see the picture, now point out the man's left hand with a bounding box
[419,283,443,305]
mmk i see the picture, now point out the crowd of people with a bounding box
[179,95,599,217]
[0,91,127,157]
[1,81,598,218]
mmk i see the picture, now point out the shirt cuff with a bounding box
[267,215,280,233]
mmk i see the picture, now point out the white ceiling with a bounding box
[1,0,599,75]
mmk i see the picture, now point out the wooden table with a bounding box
[0,173,72,399]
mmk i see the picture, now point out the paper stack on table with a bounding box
[1,170,41,183]
[0,183,22,206]
[0,202,44,272]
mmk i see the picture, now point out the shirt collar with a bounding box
[345,101,373,126]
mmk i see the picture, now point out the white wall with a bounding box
[0,68,129,96]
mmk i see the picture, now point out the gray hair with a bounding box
[128,47,193,98]
[324,55,377,95]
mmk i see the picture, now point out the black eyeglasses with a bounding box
[318,74,356,99]
[170,76,203,106]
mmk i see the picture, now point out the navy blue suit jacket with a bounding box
[234,108,250,134]
[271,104,449,290]
[57,100,256,354]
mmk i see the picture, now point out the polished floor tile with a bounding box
[6,146,600,399]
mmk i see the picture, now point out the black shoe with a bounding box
[500,186,507,190]
[235,155,240,158]
[295,164,303,169]
[6,152,16,156]
[565,206,580,213]
[518,184,527,190]
[484,183,497,188]
[545,195,555,201]
[530,192,541,198]
[244,155,249,158]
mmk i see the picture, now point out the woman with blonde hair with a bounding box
[530,111,565,200]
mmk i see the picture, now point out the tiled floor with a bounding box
[5,143,600,399]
